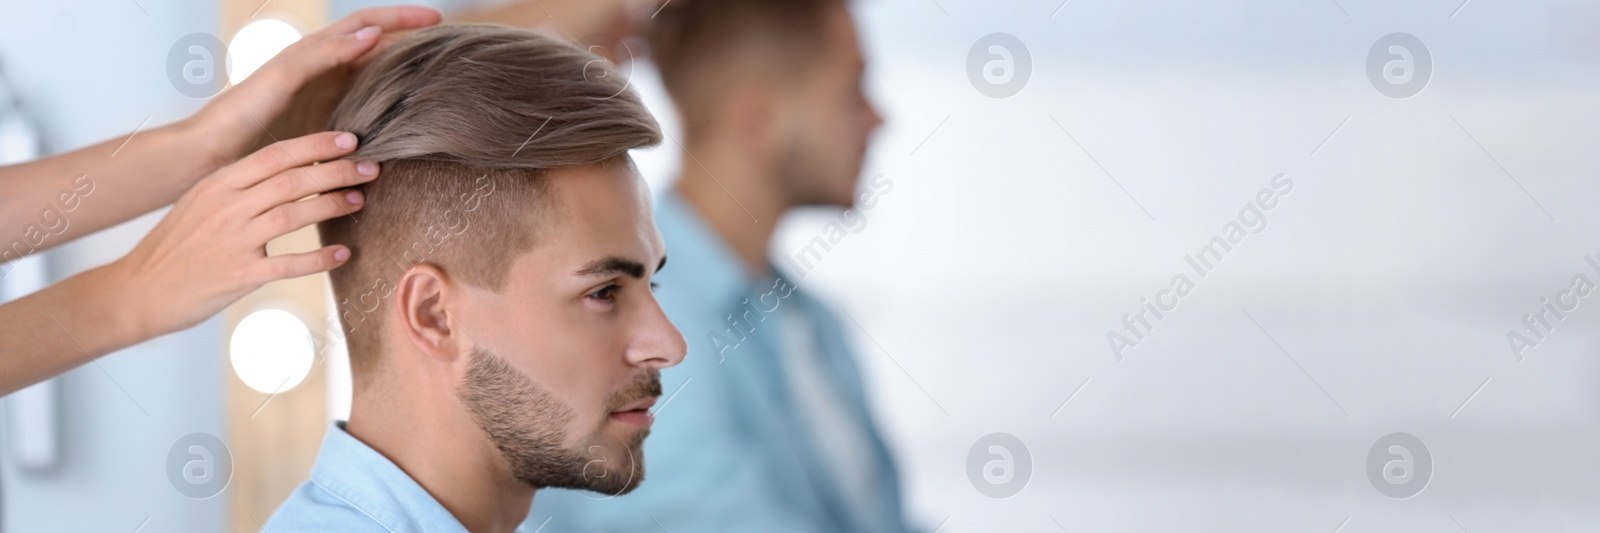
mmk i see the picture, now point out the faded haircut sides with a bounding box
[318,23,661,374]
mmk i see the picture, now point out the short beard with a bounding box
[457,347,659,496]
[778,128,853,208]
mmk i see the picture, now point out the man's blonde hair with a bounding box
[319,24,661,372]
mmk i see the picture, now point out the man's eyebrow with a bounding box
[575,256,665,279]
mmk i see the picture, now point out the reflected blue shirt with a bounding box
[265,422,470,533]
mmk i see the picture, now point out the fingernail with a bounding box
[334,247,351,261]
[354,26,380,41]
[346,190,364,204]
[335,132,358,150]
[357,161,378,176]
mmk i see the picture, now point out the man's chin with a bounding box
[797,195,856,210]
[562,429,648,496]
[574,450,646,497]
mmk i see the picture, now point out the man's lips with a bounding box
[609,396,658,426]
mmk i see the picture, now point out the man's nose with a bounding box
[627,298,688,369]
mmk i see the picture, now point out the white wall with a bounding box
[780,0,1600,531]
[0,1,226,531]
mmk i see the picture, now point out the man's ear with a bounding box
[726,79,785,160]
[393,263,466,363]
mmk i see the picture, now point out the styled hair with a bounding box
[646,0,846,139]
[320,23,661,372]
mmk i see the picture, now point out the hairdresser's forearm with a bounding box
[0,118,221,256]
[0,262,144,396]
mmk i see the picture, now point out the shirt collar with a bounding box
[308,421,471,533]
[654,187,762,306]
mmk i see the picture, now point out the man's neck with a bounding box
[346,377,534,533]
[676,141,788,276]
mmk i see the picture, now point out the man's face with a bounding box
[454,159,686,495]
[778,4,883,208]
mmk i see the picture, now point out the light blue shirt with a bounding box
[524,189,915,533]
[265,422,471,533]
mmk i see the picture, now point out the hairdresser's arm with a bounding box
[0,131,376,397]
[0,5,439,257]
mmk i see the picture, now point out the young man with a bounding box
[529,1,913,531]
[265,24,687,533]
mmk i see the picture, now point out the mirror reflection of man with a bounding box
[529,1,915,532]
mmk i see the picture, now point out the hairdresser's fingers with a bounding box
[346,32,410,71]
[322,5,441,36]
[249,189,366,244]
[252,245,353,285]
[256,25,382,90]
[244,159,378,215]
[225,131,358,189]
[261,6,440,89]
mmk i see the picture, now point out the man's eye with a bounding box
[650,281,660,291]
[589,284,619,302]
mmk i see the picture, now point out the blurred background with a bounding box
[3,0,1599,531]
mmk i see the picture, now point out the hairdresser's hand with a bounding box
[454,0,661,63]
[189,6,441,174]
[106,131,375,338]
